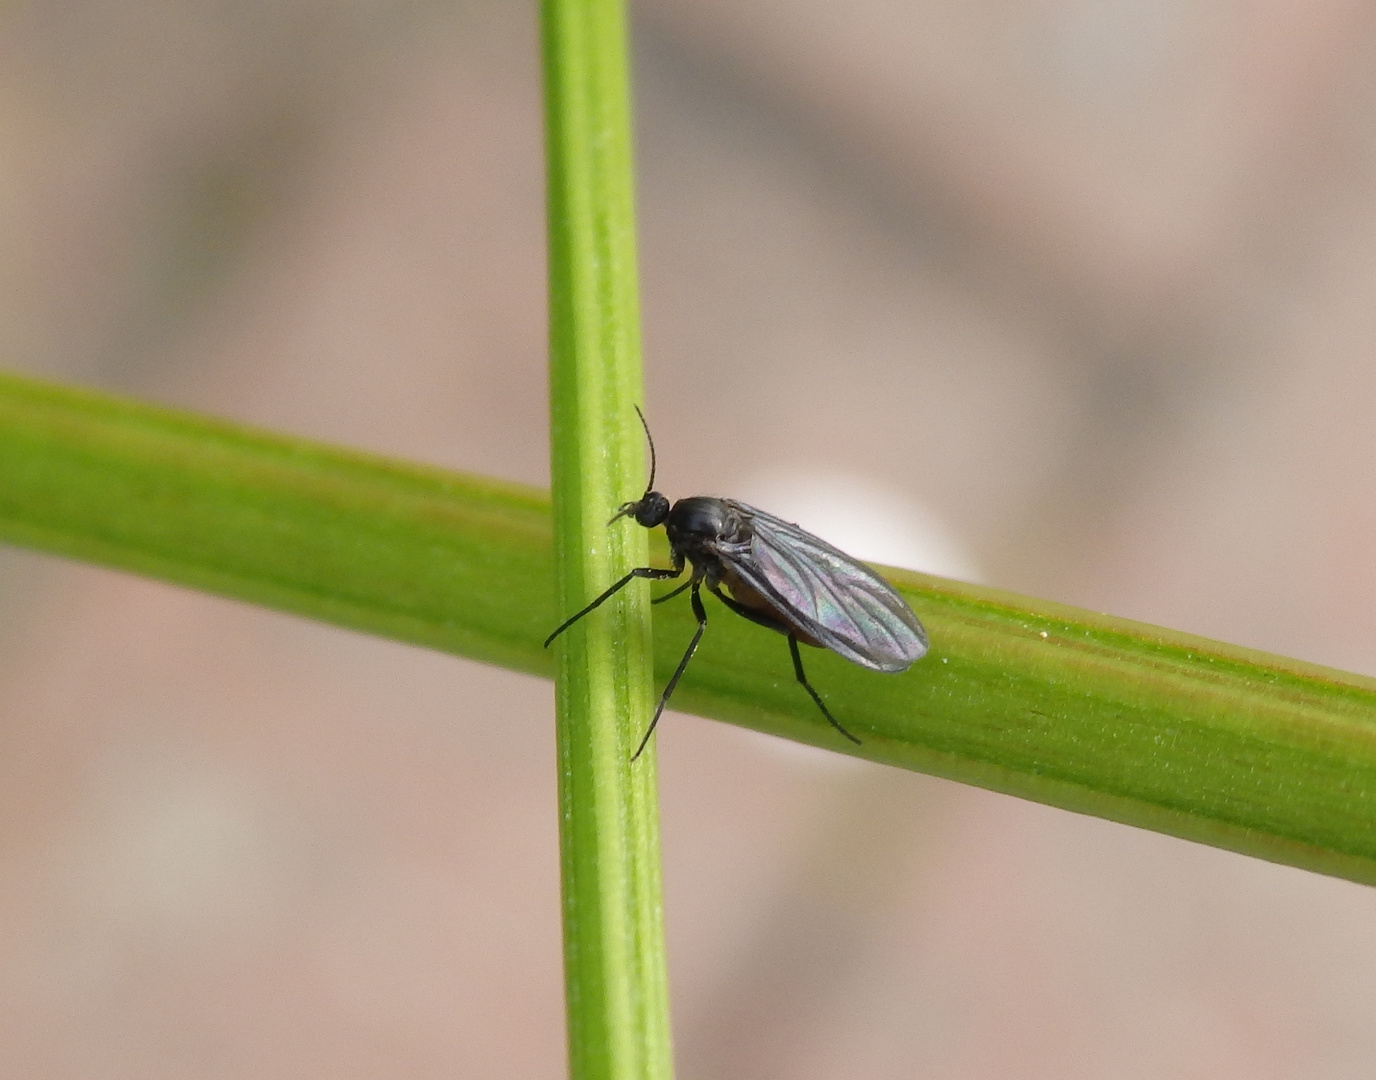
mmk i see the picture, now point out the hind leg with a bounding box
[788,635,861,745]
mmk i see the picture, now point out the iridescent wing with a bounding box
[719,500,928,672]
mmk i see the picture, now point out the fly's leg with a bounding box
[707,587,862,747]
[652,579,693,605]
[544,560,683,647]
[633,582,708,761]
[789,635,862,746]
[708,584,788,632]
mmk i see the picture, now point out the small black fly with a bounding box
[545,409,929,759]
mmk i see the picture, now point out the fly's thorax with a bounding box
[665,497,752,551]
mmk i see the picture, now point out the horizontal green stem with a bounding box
[2,371,1376,884]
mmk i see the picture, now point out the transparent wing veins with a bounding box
[719,500,928,672]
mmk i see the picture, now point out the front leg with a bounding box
[545,557,684,647]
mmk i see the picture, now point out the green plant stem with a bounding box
[541,0,673,1076]
[2,371,1376,891]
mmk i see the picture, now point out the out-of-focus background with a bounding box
[2,0,1376,1075]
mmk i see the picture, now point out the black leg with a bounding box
[708,584,789,633]
[789,635,861,746]
[652,579,693,605]
[544,562,683,647]
[633,582,708,761]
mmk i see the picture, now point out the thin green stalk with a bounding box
[541,0,672,1077]
[2,371,1376,891]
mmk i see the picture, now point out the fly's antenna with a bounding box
[608,406,659,525]
[634,405,656,496]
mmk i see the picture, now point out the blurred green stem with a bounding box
[542,0,673,1076]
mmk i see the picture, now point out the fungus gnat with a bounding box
[545,409,928,759]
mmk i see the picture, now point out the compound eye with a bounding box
[636,492,670,527]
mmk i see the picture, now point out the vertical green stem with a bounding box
[541,1,674,1078]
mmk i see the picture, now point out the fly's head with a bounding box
[610,407,673,530]
[611,491,671,529]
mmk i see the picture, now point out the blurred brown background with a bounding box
[2,0,1376,1076]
